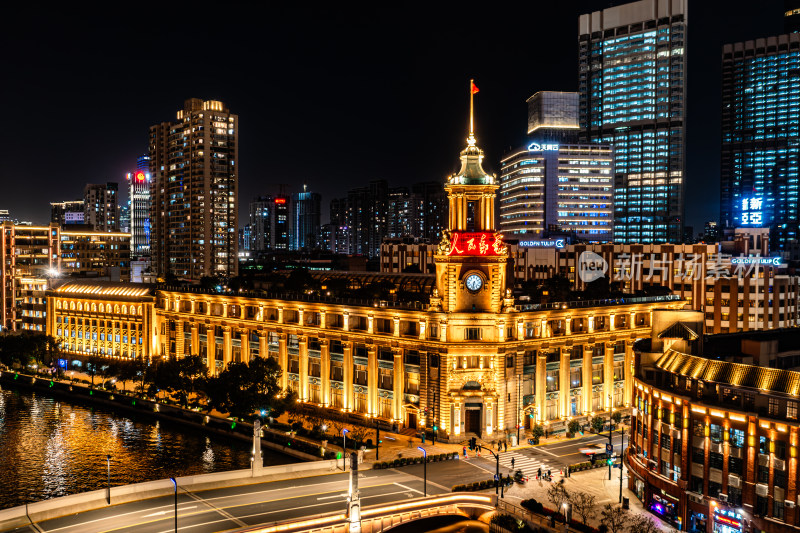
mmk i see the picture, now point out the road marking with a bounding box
[184,490,246,528]
[142,506,197,517]
[316,494,347,501]
[394,482,423,495]
[536,447,558,457]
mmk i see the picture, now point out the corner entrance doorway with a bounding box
[465,407,482,437]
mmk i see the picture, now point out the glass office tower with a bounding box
[720,34,800,251]
[579,0,687,243]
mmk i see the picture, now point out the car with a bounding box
[578,443,605,456]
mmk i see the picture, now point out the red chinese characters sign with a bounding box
[446,231,506,256]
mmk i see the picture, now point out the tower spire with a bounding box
[468,79,479,147]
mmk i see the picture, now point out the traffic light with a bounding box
[433,425,438,431]
[607,457,613,465]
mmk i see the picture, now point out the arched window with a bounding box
[99,303,105,313]
[56,300,62,309]
[77,302,82,311]
[137,306,142,315]
[122,305,127,315]
[70,301,75,310]
[130,306,136,316]
[92,303,96,312]
[114,305,120,314]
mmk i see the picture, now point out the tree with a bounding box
[113,359,140,393]
[600,504,629,533]
[85,354,106,387]
[206,357,293,419]
[531,424,545,439]
[568,419,582,435]
[546,479,570,520]
[178,355,207,399]
[611,411,622,425]
[592,416,606,434]
[347,424,371,447]
[627,514,660,533]
[569,491,597,525]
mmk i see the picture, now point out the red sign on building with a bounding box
[446,232,505,256]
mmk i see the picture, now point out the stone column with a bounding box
[343,311,349,332]
[604,342,615,411]
[240,328,250,362]
[298,335,309,401]
[588,315,594,334]
[393,348,404,422]
[222,326,232,369]
[207,327,216,373]
[258,331,267,359]
[205,299,211,316]
[419,319,426,340]
[278,333,288,390]
[258,305,264,321]
[624,340,634,407]
[222,302,228,319]
[536,352,546,423]
[367,345,378,416]
[485,397,494,436]
[630,311,636,329]
[560,347,570,418]
[320,339,331,406]
[583,344,593,414]
[565,316,572,336]
[190,299,196,314]
[319,310,326,329]
[175,320,184,358]
[517,318,524,340]
[368,315,374,334]
[191,324,199,357]
[609,313,615,331]
[541,318,548,338]
[440,321,447,342]
[278,307,284,324]
[343,341,353,411]
[393,316,400,338]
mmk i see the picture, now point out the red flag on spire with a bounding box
[471,81,479,94]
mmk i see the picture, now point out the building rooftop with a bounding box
[51,281,154,299]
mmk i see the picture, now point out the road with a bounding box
[2,433,626,533]
[471,431,627,480]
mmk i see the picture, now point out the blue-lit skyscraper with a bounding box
[579,0,687,243]
[720,34,800,251]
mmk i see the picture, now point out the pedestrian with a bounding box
[566,465,570,477]
[511,457,515,469]
[547,469,551,481]
[463,446,467,458]
[504,441,507,452]
[537,467,542,480]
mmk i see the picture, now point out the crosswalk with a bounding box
[496,451,552,478]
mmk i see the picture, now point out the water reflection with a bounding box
[0,386,294,509]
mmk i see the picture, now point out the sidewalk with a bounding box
[493,461,672,531]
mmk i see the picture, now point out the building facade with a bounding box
[293,188,321,251]
[45,111,685,440]
[579,0,687,243]
[527,91,580,143]
[1,223,130,332]
[50,201,85,226]
[83,183,119,232]
[720,34,800,252]
[149,99,238,280]
[499,143,614,241]
[631,309,800,532]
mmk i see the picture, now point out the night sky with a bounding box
[0,2,784,233]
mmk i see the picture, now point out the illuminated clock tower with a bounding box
[433,82,511,314]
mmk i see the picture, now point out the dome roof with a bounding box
[448,134,494,186]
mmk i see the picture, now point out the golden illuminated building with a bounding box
[46,89,684,440]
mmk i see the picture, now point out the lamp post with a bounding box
[169,477,177,533]
[485,449,503,498]
[417,446,427,497]
[619,427,625,504]
[342,428,349,471]
[562,502,569,533]
[106,455,111,504]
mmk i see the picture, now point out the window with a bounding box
[354,364,367,386]
[691,447,704,464]
[709,424,722,444]
[690,476,703,493]
[775,469,787,488]
[769,397,780,416]
[788,401,798,420]
[759,436,770,455]
[692,420,705,438]
[757,465,769,484]
[775,440,787,460]
[613,360,624,381]
[730,428,744,448]
[546,369,559,392]
[774,499,785,521]
[592,363,603,384]
[404,373,419,395]
[378,368,392,390]
[506,355,514,368]
[708,481,721,499]
[570,367,582,388]
[728,456,743,475]
[709,452,724,470]
[660,432,670,450]
[728,486,742,506]
[464,328,481,340]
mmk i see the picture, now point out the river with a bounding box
[0,385,295,509]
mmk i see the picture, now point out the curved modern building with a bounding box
[631,309,800,532]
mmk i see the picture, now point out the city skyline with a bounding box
[0,2,784,234]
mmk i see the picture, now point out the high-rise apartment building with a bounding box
[126,169,151,257]
[786,0,800,33]
[50,200,85,226]
[292,186,321,250]
[500,143,614,241]
[83,183,119,232]
[579,0,687,243]
[149,99,238,280]
[720,33,800,251]
[527,91,580,143]
[248,195,291,252]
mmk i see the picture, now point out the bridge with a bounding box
[234,493,496,533]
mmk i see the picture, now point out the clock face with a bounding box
[465,273,483,292]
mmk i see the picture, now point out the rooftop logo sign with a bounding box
[527,142,559,152]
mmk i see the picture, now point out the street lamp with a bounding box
[106,455,111,504]
[562,502,569,533]
[341,428,349,471]
[169,477,178,533]
[417,446,427,497]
